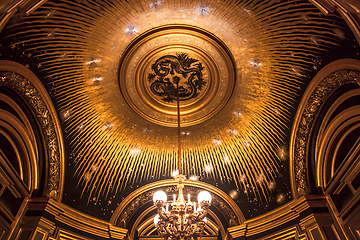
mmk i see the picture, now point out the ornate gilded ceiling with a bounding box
[1,0,359,221]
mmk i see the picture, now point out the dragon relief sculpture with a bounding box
[147,53,206,103]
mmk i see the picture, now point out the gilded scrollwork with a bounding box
[115,186,239,228]
[294,69,360,195]
[0,71,60,199]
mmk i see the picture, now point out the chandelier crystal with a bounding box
[153,175,211,239]
[153,81,212,239]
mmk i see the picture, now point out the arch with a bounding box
[290,58,360,198]
[316,106,360,189]
[0,110,38,190]
[110,179,245,238]
[0,60,65,201]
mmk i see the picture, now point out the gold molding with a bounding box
[131,206,157,239]
[0,93,38,153]
[228,195,336,239]
[290,58,360,199]
[257,226,299,240]
[308,1,360,45]
[0,114,36,189]
[315,88,360,186]
[23,198,128,239]
[336,4,360,46]
[0,60,65,201]
[317,109,360,188]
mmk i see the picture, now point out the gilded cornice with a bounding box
[290,59,360,198]
[0,60,64,201]
[228,195,329,238]
[26,198,128,239]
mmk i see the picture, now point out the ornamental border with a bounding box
[0,70,61,199]
[293,68,360,196]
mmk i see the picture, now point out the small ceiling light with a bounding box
[333,28,345,39]
[199,4,210,15]
[204,163,213,173]
[212,138,222,146]
[47,30,55,37]
[249,59,262,67]
[171,169,179,178]
[93,76,102,83]
[129,147,141,157]
[243,139,251,147]
[229,189,238,199]
[310,37,319,45]
[91,164,99,172]
[61,109,72,121]
[242,8,252,15]
[102,122,113,131]
[239,174,246,182]
[223,154,231,164]
[78,124,85,131]
[181,131,190,136]
[232,110,243,117]
[150,0,164,10]
[125,25,137,35]
[276,193,285,204]
[86,59,100,65]
[84,172,91,181]
[273,108,280,115]
[267,181,276,190]
[228,128,238,135]
[189,175,199,181]
[144,128,152,133]
[256,174,264,184]
[277,146,288,161]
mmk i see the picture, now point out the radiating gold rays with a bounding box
[3,0,346,202]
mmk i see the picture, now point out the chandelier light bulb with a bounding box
[154,214,160,226]
[198,191,212,203]
[153,190,167,202]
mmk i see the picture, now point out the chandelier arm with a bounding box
[199,224,205,237]
[165,223,172,237]
[159,224,166,236]
[172,218,178,235]
[197,208,208,220]
[179,215,183,234]
[186,223,197,237]
[159,210,168,220]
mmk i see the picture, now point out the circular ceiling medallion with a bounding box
[119,24,236,127]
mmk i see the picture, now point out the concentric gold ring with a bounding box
[119,24,236,127]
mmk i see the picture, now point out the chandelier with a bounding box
[152,82,212,239]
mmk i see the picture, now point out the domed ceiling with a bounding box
[1,0,359,221]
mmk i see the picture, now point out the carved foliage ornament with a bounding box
[0,71,60,198]
[147,53,206,103]
[294,69,360,195]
